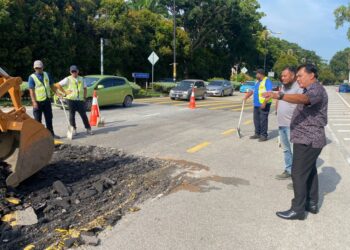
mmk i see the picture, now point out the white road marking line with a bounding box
[329,119,350,121]
[143,113,160,117]
[336,92,350,108]
[333,124,350,126]
[344,138,350,141]
[337,130,350,132]
[326,125,339,144]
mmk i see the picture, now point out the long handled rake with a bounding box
[236,99,245,138]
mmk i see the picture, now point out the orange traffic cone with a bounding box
[89,91,100,126]
[189,87,196,109]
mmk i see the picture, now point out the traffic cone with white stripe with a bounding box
[89,91,100,126]
[189,87,196,109]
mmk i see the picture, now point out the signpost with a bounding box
[148,51,159,84]
[268,71,275,78]
[241,67,248,74]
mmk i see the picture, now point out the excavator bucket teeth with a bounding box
[4,119,54,187]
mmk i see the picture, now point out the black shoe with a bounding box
[53,134,61,139]
[249,134,260,139]
[275,171,291,180]
[306,201,318,214]
[258,136,268,142]
[276,209,305,220]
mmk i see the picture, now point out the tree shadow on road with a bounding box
[318,166,341,210]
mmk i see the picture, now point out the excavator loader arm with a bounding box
[0,69,54,187]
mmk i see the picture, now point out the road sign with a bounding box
[148,52,159,66]
[132,73,149,79]
[241,67,248,74]
[148,51,159,84]
[268,72,275,78]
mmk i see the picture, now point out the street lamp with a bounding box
[263,29,282,72]
[94,13,107,75]
[173,0,177,83]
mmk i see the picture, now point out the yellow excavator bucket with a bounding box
[1,119,54,187]
[0,70,54,187]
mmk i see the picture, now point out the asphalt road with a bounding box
[27,88,350,249]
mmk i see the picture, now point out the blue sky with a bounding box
[259,0,350,62]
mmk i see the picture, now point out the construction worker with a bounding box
[55,65,93,136]
[28,60,60,139]
[243,69,273,141]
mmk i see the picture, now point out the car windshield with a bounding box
[208,81,224,86]
[84,77,99,87]
[177,81,193,88]
[244,81,255,86]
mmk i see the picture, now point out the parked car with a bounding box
[54,75,134,110]
[206,80,234,97]
[339,84,350,93]
[272,82,282,91]
[239,81,255,93]
[169,79,206,100]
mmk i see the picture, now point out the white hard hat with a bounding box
[33,60,44,69]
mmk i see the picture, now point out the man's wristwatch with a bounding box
[277,91,285,100]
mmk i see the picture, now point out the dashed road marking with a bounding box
[338,130,350,132]
[209,104,252,110]
[329,118,350,121]
[187,141,211,153]
[143,113,160,117]
[222,128,236,135]
[232,106,253,111]
[333,124,350,126]
[243,120,253,125]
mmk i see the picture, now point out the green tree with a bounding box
[0,0,99,79]
[335,3,350,40]
[272,53,298,76]
[93,3,190,79]
[330,48,350,81]
[319,65,337,85]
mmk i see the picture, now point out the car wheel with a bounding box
[202,93,206,100]
[221,91,224,97]
[123,95,133,107]
[229,90,233,96]
[84,98,92,111]
[170,97,175,100]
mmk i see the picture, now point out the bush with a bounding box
[129,82,141,96]
[230,73,252,83]
[230,81,242,90]
[207,77,225,81]
[152,82,176,94]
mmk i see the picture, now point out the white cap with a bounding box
[33,60,44,69]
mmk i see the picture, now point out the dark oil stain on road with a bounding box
[169,175,250,194]
[160,158,250,194]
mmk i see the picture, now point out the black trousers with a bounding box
[67,100,91,130]
[33,99,54,136]
[253,103,271,137]
[291,143,322,212]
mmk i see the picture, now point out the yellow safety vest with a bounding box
[258,77,272,104]
[31,72,51,102]
[66,76,84,101]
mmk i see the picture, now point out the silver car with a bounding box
[206,80,234,97]
[169,79,207,100]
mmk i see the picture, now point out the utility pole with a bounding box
[263,29,282,72]
[100,37,104,75]
[263,31,268,72]
[173,0,177,83]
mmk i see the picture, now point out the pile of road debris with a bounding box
[0,144,181,249]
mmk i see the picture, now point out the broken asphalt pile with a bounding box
[0,144,184,249]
